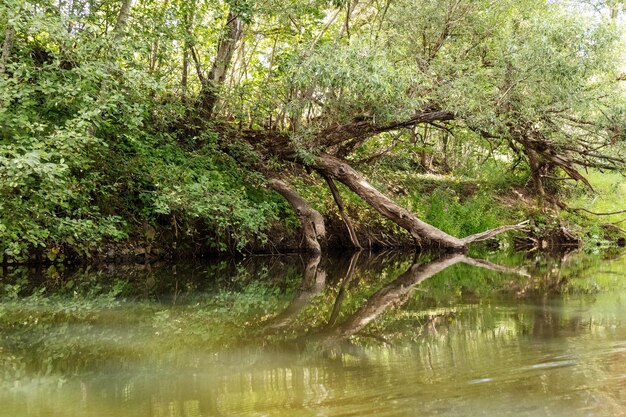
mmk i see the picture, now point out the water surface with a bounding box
[1,250,625,416]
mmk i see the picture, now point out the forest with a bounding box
[1,0,626,262]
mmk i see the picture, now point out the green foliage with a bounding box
[286,40,419,127]
[0,0,282,259]
[1,0,624,260]
[420,189,501,237]
[561,170,626,248]
[149,141,279,251]
[0,1,137,259]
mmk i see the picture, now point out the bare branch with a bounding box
[570,207,626,216]
[462,220,529,244]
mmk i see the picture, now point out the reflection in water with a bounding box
[319,253,528,342]
[0,250,625,416]
[262,255,326,333]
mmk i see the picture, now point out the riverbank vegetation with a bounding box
[1,0,625,262]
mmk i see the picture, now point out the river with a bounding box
[1,249,625,416]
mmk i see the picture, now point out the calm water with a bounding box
[1,250,625,416]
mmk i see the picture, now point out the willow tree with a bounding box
[194,0,625,251]
[2,0,624,257]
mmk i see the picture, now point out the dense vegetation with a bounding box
[1,0,625,261]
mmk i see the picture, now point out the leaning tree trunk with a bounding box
[267,178,326,253]
[322,173,362,249]
[313,153,465,249]
[312,153,526,250]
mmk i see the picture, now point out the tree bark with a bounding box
[315,109,454,148]
[313,153,466,249]
[197,9,243,119]
[113,0,133,39]
[267,178,326,253]
[0,24,15,74]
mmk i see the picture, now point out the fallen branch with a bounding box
[570,207,626,216]
[462,220,529,244]
[601,223,626,235]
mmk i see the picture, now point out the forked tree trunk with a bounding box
[267,178,326,253]
[197,9,243,119]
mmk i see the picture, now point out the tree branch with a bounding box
[316,109,454,148]
[462,220,529,244]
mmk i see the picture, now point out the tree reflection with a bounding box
[262,254,326,332]
[312,253,528,344]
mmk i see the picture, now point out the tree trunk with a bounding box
[182,47,188,96]
[313,153,466,250]
[198,9,243,119]
[312,153,527,250]
[113,0,133,39]
[322,174,361,248]
[0,24,15,74]
[267,178,326,253]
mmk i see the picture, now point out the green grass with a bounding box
[562,170,626,247]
